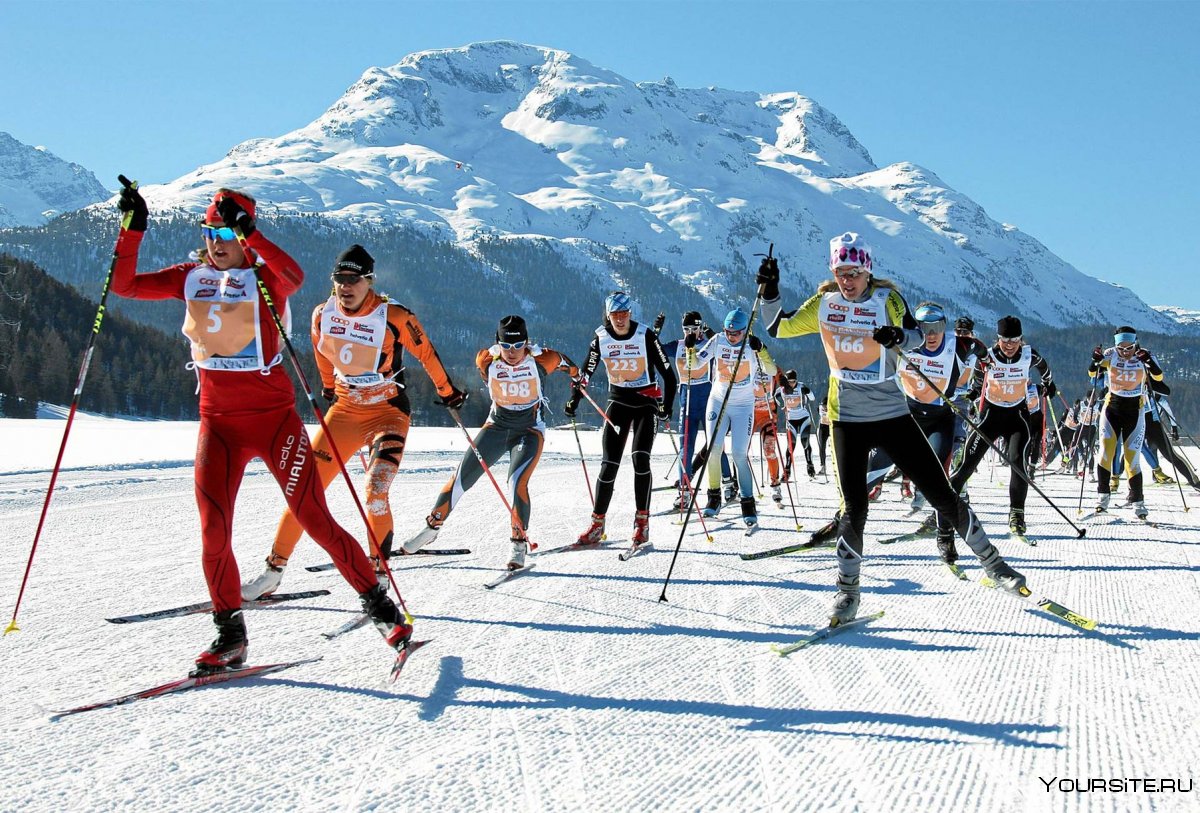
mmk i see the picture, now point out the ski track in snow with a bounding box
[1,421,1198,812]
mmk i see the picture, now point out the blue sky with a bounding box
[3,0,1197,310]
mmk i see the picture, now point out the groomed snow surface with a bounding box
[1,416,1197,812]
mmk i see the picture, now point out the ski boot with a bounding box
[916,512,939,536]
[809,517,838,546]
[909,492,927,513]
[671,490,692,511]
[192,609,248,676]
[829,579,860,627]
[770,483,782,504]
[722,478,738,505]
[817,465,826,477]
[702,488,722,518]
[507,537,527,570]
[1152,468,1175,485]
[1095,492,1111,514]
[979,550,1026,594]
[402,519,441,554]
[807,462,816,479]
[631,510,651,550]
[867,484,882,502]
[740,497,758,529]
[1132,501,1149,520]
[1110,475,1120,491]
[936,531,958,564]
[1008,509,1026,536]
[900,479,914,499]
[577,513,606,545]
[359,583,412,650]
[240,552,287,601]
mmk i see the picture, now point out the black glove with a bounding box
[684,332,698,349]
[652,312,665,334]
[216,195,256,237]
[655,400,671,420]
[117,177,148,232]
[564,395,580,418]
[747,334,763,351]
[439,386,468,410]
[873,325,905,348]
[703,326,715,339]
[756,257,780,300]
[1045,382,1058,400]
[1091,345,1104,363]
[321,387,338,408]
[1172,427,1180,442]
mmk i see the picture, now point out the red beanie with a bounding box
[203,189,256,224]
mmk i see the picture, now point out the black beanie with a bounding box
[997,315,1022,339]
[334,244,375,276]
[497,315,529,344]
[682,310,703,327]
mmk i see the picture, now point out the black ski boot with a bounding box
[740,496,758,529]
[810,515,839,545]
[1008,509,1026,535]
[936,531,958,564]
[193,609,248,676]
[359,583,413,650]
[702,488,722,518]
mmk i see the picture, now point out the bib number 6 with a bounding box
[339,343,354,366]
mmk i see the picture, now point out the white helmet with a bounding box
[829,232,873,272]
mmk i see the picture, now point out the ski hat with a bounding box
[829,232,872,271]
[1113,325,1137,345]
[724,307,750,332]
[204,188,256,225]
[997,315,1022,339]
[955,316,975,332]
[682,310,704,328]
[914,302,948,335]
[333,244,375,277]
[605,291,633,313]
[497,314,528,344]
[784,369,798,382]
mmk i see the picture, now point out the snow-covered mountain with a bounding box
[100,41,1176,331]
[0,132,109,227]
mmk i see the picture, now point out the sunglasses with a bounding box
[498,340,528,350]
[331,273,371,285]
[201,225,237,242]
[833,267,866,280]
[998,335,1022,342]
[1116,342,1136,351]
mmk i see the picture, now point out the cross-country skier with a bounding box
[780,370,818,482]
[112,186,412,673]
[568,292,677,550]
[1089,326,1163,518]
[402,315,579,568]
[936,315,1056,545]
[241,245,465,599]
[759,232,1025,625]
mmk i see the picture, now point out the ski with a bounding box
[618,541,652,561]
[389,639,431,683]
[106,590,332,624]
[980,578,1097,630]
[877,530,934,546]
[1010,532,1037,547]
[483,564,535,589]
[771,610,886,656]
[322,613,370,640]
[740,540,832,561]
[305,549,472,572]
[49,657,323,718]
[537,540,615,557]
[944,563,970,581]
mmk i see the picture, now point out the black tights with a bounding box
[593,399,658,514]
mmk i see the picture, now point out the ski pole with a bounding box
[1077,382,1098,515]
[446,407,535,548]
[661,244,772,600]
[576,385,618,430]
[894,347,1086,537]
[570,418,596,510]
[1150,392,1190,512]
[5,175,137,636]
[231,224,412,621]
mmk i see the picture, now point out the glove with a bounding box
[756,257,780,300]
[321,387,338,408]
[683,332,698,349]
[216,195,256,237]
[117,177,148,232]
[1091,345,1104,363]
[564,396,579,418]
[652,312,665,334]
[1172,428,1180,442]
[1133,347,1151,363]
[439,386,468,410]
[872,325,905,349]
[703,326,715,339]
[655,400,671,420]
[747,334,763,351]
[1045,382,1057,400]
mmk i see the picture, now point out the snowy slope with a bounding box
[2,417,1198,811]
[0,132,109,227]
[103,41,1177,332]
